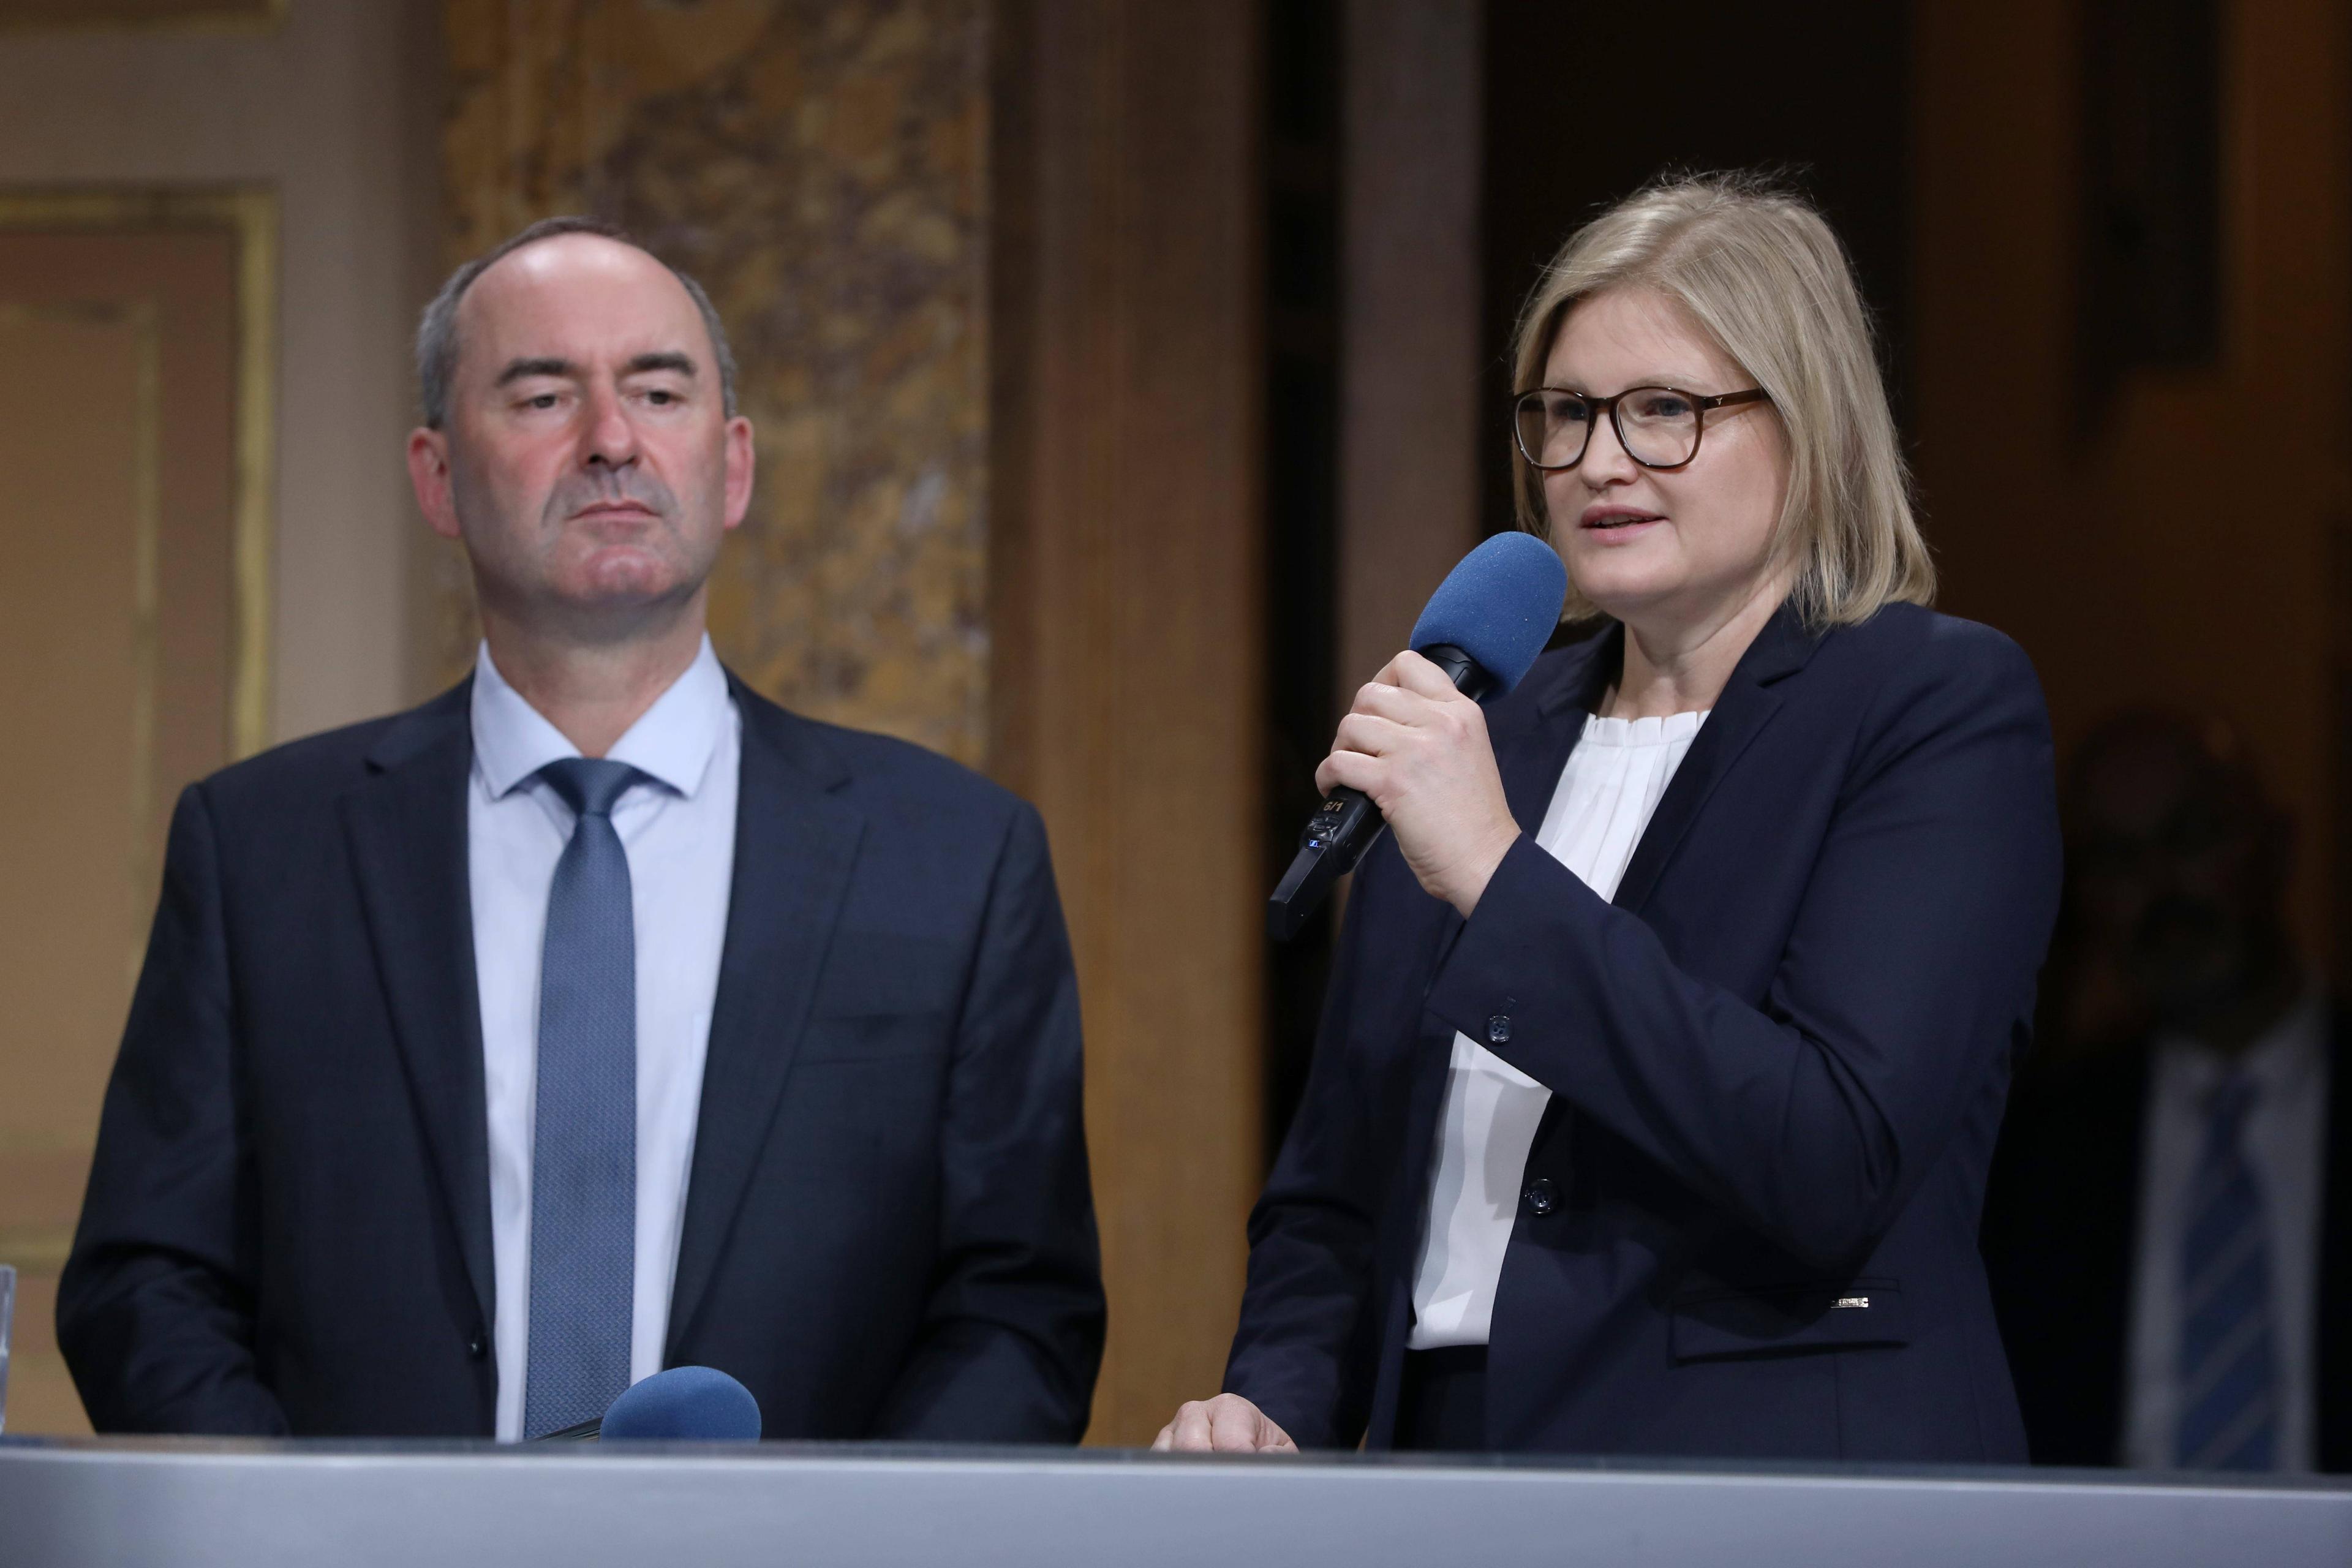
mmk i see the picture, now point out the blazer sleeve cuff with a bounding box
[1425,832,1604,1063]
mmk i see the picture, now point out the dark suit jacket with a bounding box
[1982,1019,2352,1469]
[58,675,1104,1440]
[1224,602,2061,1459]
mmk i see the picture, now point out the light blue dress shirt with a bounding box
[468,638,739,1441]
[2123,986,2329,1471]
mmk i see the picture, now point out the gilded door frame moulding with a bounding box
[0,1131,96,1277]
[0,0,286,36]
[0,299,164,985]
[0,1223,73,1276]
[0,185,279,759]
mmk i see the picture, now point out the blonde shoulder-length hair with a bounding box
[1511,172,1934,626]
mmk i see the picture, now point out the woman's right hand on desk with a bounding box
[1152,1393,1298,1453]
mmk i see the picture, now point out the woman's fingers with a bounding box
[1209,1397,1265,1450]
[1153,1394,1294,1453]
[1153,1401,1206,1450]
[1333,711,1406,758]
[1384,647,1466,699]
[1320,647,1518,915]
[1315,745,1382,798]
[1351,662,1463,723]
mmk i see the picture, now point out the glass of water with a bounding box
[0,1263,15,1435]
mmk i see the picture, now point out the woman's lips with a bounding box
[1578,507,1662,538]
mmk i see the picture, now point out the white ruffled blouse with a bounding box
[1408,707,1708,1349]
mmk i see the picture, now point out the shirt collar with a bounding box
[470,635,733,801]
[2157,981,2330,1104]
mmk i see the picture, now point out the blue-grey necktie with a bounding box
[2175,1072,2277,1469]
[522,756,642,1439]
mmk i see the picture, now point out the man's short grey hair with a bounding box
[415,215,739,429]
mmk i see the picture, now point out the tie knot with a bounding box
[2207,1072,2258,1133]
[537,756,642,819]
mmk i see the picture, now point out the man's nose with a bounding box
[582,383,639,469]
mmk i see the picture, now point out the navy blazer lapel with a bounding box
[1505,624,1619,830]
[1415,627,1613,976]
[1373,627,1618,1431]
[666,678,865,1355]
[341,681,496,1333]
[1608,604,1822,914]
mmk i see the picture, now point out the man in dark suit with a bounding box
[1984,714,2350,1471]
[58,217,1104,1441]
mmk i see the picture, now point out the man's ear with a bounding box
[407,427,462,541]
[722,415,756,532]
[409,430,463,545]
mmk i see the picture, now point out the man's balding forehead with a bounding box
[473,229,681,293]
[415,215,739,426]
[462,234,706,334]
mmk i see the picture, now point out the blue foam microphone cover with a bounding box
[598,1366,762,1442]
[1265,529,1570,943]
[1408,530,1569,697]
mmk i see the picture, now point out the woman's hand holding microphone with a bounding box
[1317,649,1521,919]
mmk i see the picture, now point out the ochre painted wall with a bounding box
[1914,0,2352,968]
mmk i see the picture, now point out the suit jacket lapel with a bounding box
[2065,1044,2149,1461]
[341,682,496,1334]
[1501,624,1615,834]
[1412,627,1611,981]
[1371,628,1616,1442]
[2316,1014,2352,1469]
[1608,603,1822,914]
[666,679,865,1355]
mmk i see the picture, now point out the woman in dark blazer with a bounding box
[1157,173,2062,1460]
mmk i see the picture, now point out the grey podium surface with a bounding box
[4,1436,2350,1568]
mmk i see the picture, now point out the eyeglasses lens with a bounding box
[1515,387,1702,469]
[1515,391,1589,469]
[1616,388,1700,466]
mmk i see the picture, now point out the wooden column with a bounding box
[1337,0,1483,693]
[989,0,1265,1444]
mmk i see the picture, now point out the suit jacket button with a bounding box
[1487,1014,1512,1046]
[467,1332,488,1361]
[1523,1178,1556,1216]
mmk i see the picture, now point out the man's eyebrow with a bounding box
[624,351,698,379]
[494,356,578,388]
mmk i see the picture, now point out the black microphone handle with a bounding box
[1266,644,1494,943]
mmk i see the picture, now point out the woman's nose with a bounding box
[1577,411,1641,483]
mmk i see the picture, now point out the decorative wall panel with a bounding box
[0,190,274,1434]
[0,0,282,30]
[437,0,989,762]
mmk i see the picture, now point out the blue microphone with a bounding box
[595,1366,762,1442]
[1267,532,1569,941]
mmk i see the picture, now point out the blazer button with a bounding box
[1487,1014,1513,1046]
[467,1332,488,1361]
[1522,1178,1556,1216]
